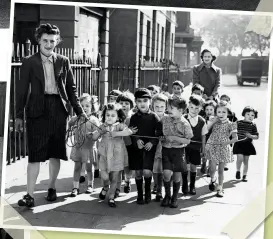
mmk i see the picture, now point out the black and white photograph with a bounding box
[2,1,273,238]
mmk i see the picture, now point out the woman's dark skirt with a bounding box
[26,95,68,163]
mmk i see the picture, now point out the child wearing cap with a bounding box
[129,88,160,205]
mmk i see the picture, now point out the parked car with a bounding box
[236,58,263,86]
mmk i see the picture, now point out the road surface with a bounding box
[3,74,270,238]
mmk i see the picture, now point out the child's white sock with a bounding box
[217,185,223,191]
[73,181,79,189]
[88,181,93,187]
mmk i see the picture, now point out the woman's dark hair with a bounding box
[35,23,61,43]
[101,103,126,123]
[242,106,258,119]
[200,49,216,63]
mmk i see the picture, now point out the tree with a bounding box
[197,14,251,55]
[247,32,270,56]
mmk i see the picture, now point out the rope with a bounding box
[66,115,248,148]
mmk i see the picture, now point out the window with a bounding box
[161,26,164,60]
[156,23,159,61]
[139,12,144,60]
[146,20,151,60]
[151,10,156,61]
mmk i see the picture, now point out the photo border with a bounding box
[1,1,273,239]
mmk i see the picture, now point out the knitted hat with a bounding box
[134,88,152,99]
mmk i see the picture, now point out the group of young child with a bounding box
[68,80,259,208]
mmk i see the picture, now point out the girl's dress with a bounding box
[205,120,237,163]
[98,122,128,173]
[233,120,258,156]
[69,115,99,163]
[153,113,166,174]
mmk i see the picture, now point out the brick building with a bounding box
[174,12,204,68]
[13,3,109,103]
[108,9,177,89]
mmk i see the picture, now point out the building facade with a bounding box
[13,3,109,104]
[174,12,204,68]
[108,9,177,89]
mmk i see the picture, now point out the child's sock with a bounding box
[144,177,152,203]
[88,180,93,187]
[189,172,197,195]
[135,178,144,204]
[73,181,79,189]
[181,171,189,194]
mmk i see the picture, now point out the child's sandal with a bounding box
[108,198,116,208]
[99,188,107,200]
[114,189,120,198]
[216,189,224,198]
[70,188,79,197]
[209,180,216,191]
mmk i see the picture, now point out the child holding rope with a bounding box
[92,103,135,207]
[233,106,259,182]
[116,91,136,194]
[129,88,160,205]
[205,100,238,197]
[151,93,168,201]
[159,96,193,208]
[201,99,217,176]
[68,93,100,197]
[183,95,208,195]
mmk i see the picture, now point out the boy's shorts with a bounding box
[185,147,201,166]
[162,147,187,172]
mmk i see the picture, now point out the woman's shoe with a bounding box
[18,194,34,208]
[151,185,157,194]
[236,171,241,179]
[242,175,248,182]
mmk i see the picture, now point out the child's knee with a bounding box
[143,169,152,178]
[100,171,109,181]
[74,162,82,172]
[173,172,181,182]
[190,164,197,172]
[163,170,172,181]
[135,170,143,179]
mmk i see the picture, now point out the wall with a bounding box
[108,9,138,65]
[0,82,6,137]
[40,5,76,49]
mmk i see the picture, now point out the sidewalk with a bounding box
[3,77,267,238]
[4,138,265,238]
